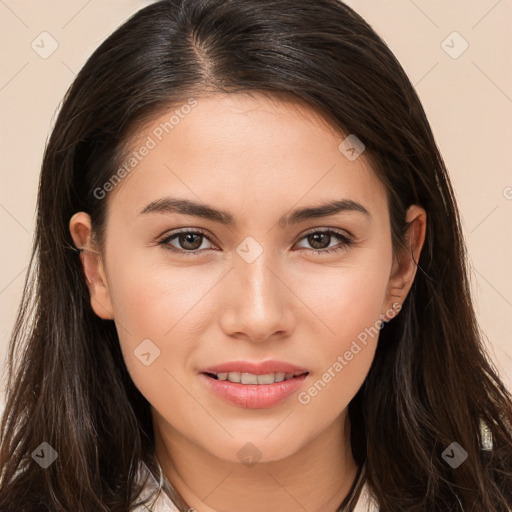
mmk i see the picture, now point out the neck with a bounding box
[153,409,360,512]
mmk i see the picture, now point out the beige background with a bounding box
[0,0,511,408]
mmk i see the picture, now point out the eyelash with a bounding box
[157,228,354,256]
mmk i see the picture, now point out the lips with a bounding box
[199,360,310,409]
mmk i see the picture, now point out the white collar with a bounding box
[133,460,379,511]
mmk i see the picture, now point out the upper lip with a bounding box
[200,360,309,375]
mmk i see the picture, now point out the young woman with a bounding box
[1,1,511,510]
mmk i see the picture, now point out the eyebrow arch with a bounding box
[138,197,371,226]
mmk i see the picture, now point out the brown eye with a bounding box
[307,232,331,250]
[175,233,204,251]
[295,229,353,255]
[159,229,215,255]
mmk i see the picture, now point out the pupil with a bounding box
[310,232,329,249]
[181,233,202,250]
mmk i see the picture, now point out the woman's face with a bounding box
[71,92,424,464]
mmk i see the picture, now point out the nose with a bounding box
[217,252,295,343]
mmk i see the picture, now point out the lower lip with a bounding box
[200,373,309,409]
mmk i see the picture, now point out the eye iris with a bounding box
[179,233,203,250]
[309,232,330,250]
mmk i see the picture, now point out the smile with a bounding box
[204,371,307,384]
[200,371,309,409]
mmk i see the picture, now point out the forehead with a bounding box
[106,92,388,223]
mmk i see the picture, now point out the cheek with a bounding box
[294,248,391,406]
[104,252,226,392]
[295,278,383,420]
[301,248,392,345]
[107,251,224,340]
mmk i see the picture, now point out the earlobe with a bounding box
[69,212,114,320]
[383,205,427,315]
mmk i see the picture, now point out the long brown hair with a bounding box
[1,1,511,510]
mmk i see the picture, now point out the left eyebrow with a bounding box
[138,197,371,226]
[280,199,371,226]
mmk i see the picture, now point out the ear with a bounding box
[382,204,426,320]
[69,212,114,320]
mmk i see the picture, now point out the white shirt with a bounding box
[132,460,379,511]
[133,461,180,511]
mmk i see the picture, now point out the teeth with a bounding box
[213,371,304,384]
[241,373,258,384]
[257,373,275,384]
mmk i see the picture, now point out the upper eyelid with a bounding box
[161,227,216,244]
[299,226,352,239]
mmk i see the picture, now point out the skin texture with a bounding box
[70,92,426,512]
